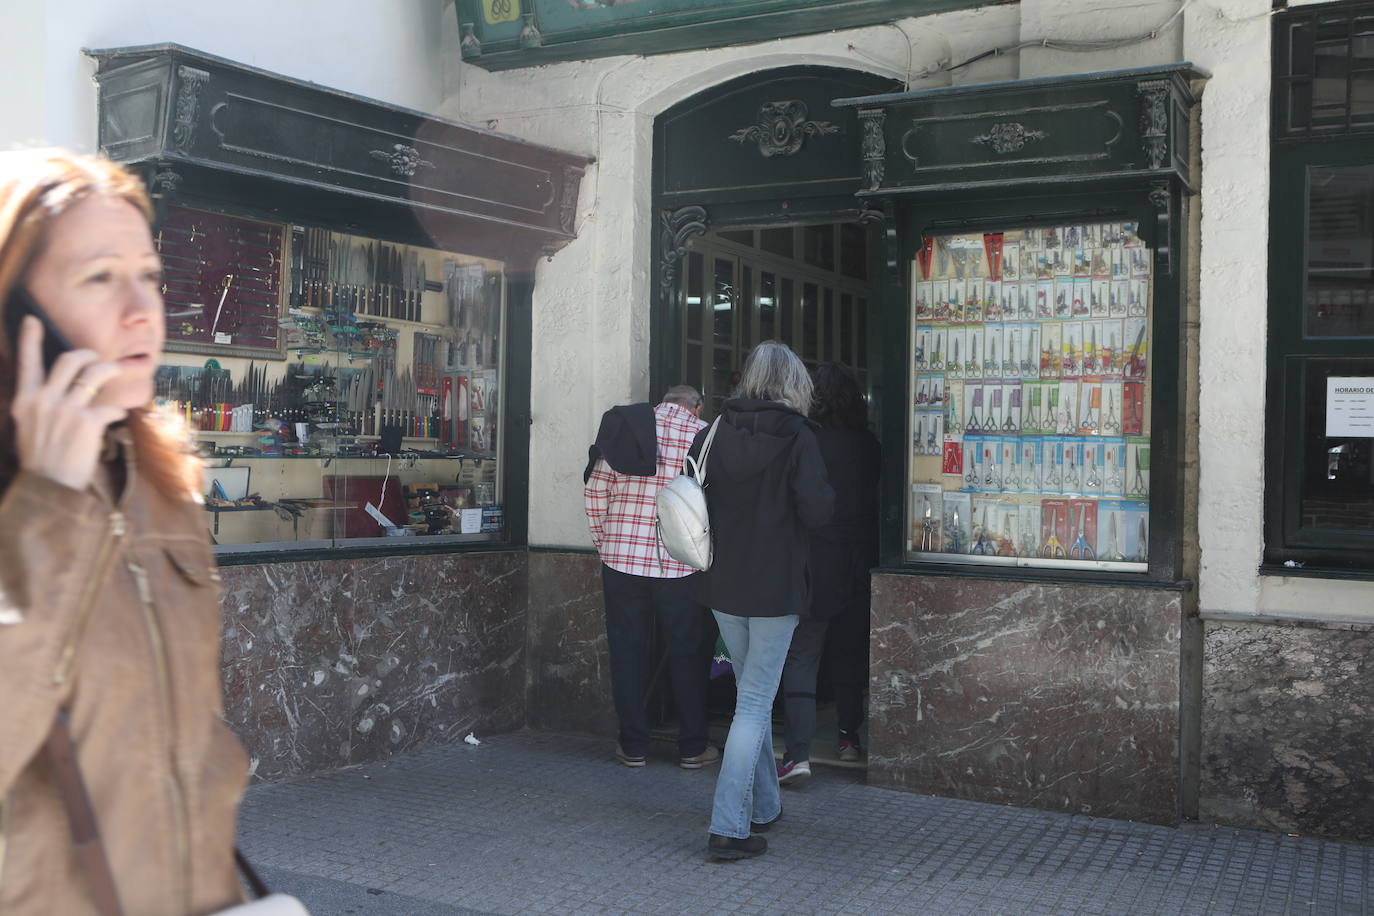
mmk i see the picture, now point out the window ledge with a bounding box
[215,540,521,567]
[1201,608,1374,633]
[1258,563,1374,583]
[873,563,1190,591]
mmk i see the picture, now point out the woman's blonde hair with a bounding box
[734,340,813,415]
[0,149,198,501]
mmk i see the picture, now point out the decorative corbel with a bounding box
[858,109,886,191]
[172,66,211,155]
[857,201,886,227]
[1138,80,1170,171]
[519,11,543,49]
[1149,179,1173,278]
[460,23,482,59]
[558,165,584,235]
[659,205,709,304]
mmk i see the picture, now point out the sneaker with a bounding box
[614,743,646,768]
[837,734,862,763]
[776,759,811,785]
[708,833,767,861]
[679,745,721,770]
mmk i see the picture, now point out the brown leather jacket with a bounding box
[0,436,247,915]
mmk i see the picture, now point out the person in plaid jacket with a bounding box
[584,386,720,770]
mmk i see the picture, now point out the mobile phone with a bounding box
[4,285,73,373]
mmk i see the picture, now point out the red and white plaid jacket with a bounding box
[585,402,706,578]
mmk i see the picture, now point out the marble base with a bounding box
[1200,621,1374,843]
[525,552,617,737]
[220,550,528,781]
[869,573,1184,825]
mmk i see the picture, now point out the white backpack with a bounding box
[655,417,722,571]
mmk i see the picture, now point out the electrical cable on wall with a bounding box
[848,0,1278,88]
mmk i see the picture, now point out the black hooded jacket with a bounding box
[688,398,835,618]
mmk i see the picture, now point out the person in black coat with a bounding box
[777,363,881,785]
[690,341,834,861]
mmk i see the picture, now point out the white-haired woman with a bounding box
[689,340,834,860]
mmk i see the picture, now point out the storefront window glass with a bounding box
[906,221,1153,570]
[155,206,506,551]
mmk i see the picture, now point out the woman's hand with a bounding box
[10,316,128,492]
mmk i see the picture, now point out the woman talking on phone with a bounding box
[0,151,249,914]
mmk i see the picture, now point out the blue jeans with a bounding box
[710,611,798,839]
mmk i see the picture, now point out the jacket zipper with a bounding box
[128,559,192,915]
[53,511,126,685]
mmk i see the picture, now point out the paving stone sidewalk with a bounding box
[238,731,1373,915]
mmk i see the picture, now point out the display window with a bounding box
[906,221,1152,570]
[154,205,506,552]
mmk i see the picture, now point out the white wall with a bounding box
[0,0,449,153]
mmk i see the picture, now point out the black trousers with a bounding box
[600,564,710,758]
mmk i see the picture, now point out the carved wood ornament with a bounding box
[728,100,838,157]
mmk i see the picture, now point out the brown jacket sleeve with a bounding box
[0,471,121,797]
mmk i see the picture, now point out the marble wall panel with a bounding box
[525,551,617,737]
[869,573,1184,825]
[1201,620,1374,843]
[220,550,528,781]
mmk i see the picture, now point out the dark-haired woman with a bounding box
[0,150,248,914]
[776,362,880,784]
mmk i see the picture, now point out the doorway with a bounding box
[647,64,900,772]
[675,221,877,417]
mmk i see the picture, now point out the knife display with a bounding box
[155,205,283,351]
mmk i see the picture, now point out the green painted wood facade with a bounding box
[456,0,1010,70]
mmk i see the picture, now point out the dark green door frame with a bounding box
[650,66,902,399]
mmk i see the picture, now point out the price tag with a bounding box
[214,332,233,345]
[364,501,396,529]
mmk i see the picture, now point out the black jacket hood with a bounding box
[708,398,815,482]
[583,402,657,483]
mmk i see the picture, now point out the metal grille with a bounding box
[1275,1,1374,138]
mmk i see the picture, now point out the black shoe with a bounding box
[708,833,767,861]
[751,809,782,833]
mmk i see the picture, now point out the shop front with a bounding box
[88,44,589,778]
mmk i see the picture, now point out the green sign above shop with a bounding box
[456,0,1006,70]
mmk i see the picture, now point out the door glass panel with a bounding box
[685,342,702,389]
[686,252,704,340]
[841,293,854,364]
[841,223,868,280]
[1305,164,1374,337]
[713,257,735,345]
[760,227,793,258]
[712,347,734,412]
[741,265,754,350]
[719,229,754,247]
[759,271,777,341]
[803,224,835,271]
[802,282,819,360]
[780,278,795,345]
[822,288,835,360]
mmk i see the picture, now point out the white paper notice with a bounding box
[460,508,483,534]
[1327,377,1374,437]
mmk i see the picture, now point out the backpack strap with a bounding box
[685,417,722,485]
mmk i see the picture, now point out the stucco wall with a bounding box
[0,0,447,154]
